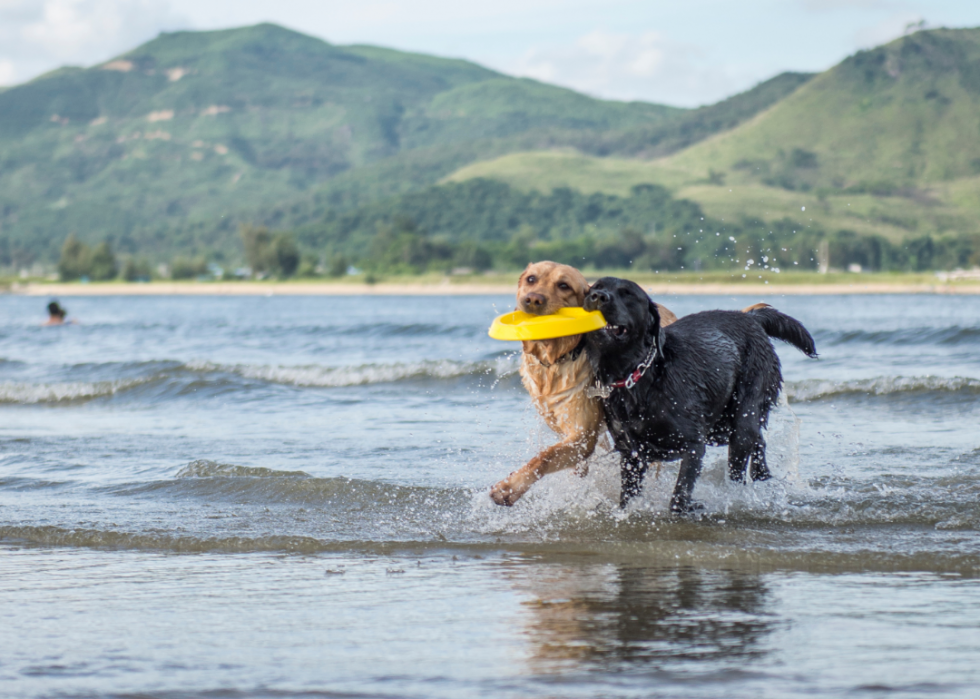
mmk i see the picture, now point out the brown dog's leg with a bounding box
[490,431,598,506]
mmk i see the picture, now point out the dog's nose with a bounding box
[523,292,546,309]
[584,289,609,311]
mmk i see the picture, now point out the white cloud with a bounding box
[0,0,187,86]
[509,30,763,107]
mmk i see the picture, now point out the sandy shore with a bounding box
[6,280,980,296]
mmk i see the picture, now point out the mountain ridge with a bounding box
[446,27,980,245]
[4,23,976,272]
[0,22,685,266]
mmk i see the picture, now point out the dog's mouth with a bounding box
[521,303,553,316]
[603,323,629,339]
[519,297,561,315]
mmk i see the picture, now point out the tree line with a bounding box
[52,179,980,280]
[290,178,980,275]
[57,234,154,282]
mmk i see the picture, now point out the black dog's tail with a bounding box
[746,304,818,357]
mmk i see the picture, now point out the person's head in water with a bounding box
[45,301,67,325]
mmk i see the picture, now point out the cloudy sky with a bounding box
[1,0,978,106]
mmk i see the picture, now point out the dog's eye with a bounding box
[558,282,569,290]
[526,276,536,284]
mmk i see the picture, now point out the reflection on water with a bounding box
[516,564,773,672]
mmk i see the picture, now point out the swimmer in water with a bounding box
[43,301,69,326]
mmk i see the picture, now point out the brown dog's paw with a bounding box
[490,477,525,506]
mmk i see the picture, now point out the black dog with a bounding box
[584,278,817,513]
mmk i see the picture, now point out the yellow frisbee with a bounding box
[488,307,606,341]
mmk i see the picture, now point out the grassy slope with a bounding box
[444,150,676,197]
[0,23,681,263]
[445,151,980,242]
[665,28,980,187]
[443,71,819,195]
[445,28,980,242]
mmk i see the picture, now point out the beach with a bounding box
[8,278,980,296]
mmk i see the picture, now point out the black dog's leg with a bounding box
[727,431,752,483]
[729,406,771,483]
[620,458,648,508]
[729,404,772,483]
[750,440,771,481]
[670,443,705,514]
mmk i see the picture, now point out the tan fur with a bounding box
[490,261,677,506]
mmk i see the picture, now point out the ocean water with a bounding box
[1,292,978,699]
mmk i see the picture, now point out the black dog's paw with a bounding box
[669,498,705,516]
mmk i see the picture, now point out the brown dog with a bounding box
[489,261,678,506]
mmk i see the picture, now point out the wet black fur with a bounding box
[584,277,817,513]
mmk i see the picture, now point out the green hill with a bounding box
[567,71,815,159]
[664,27,980,189]
[0,23,681,266]
[447,28,980,244]
[5,23,979,275]
[237,69,819,239]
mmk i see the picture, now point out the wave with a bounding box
[0,524,352,554]
[816,326,980,347]
[785,375,980,402]
[0,477,69,491]
[5,447,980,573]
[0,356,519,405]
[176,459,311,478]
[195,356,518,388]
[2,522,978,574]
[116,464,464,510]
[0,377,151,404]
[337,322,485,337]
[103,451,980,534]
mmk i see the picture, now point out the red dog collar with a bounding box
[597,341,659,394]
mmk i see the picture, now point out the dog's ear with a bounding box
[648,298,661,325]
[648,298,666,352]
